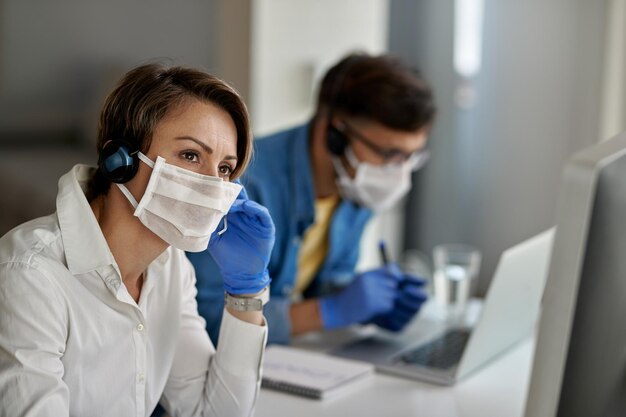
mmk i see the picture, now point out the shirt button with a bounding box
[137,323,144,332]
[138,373,145,383]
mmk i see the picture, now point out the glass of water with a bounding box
[432,244,482,321]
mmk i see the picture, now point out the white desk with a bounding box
[255,303,536,417]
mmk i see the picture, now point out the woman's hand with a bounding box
[207,186,275,295]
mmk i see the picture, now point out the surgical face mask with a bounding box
[331,146,429,212]
[116,152,242,252]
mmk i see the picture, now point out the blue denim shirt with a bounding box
[187,122,372,344]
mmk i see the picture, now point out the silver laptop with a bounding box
[330,228,554,385]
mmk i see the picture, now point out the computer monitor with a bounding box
[524,131,626,417]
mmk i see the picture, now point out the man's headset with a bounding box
[97,139,140,184]
[325,55,365,156]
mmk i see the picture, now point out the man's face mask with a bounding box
[331,146,429,212]
[116,152,242,252]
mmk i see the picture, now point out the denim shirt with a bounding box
[187,122,372,344]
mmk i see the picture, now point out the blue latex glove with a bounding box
[370,274,428,332]
[207,185,275,295]
[319,264,404,330]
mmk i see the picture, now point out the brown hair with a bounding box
[87,63,252,200]
[317,52,436,132]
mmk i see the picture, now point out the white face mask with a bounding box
[331,146,429,212]
[116,152,242,252]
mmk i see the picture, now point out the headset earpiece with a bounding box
[326,125,348,156]
[98,139,140,184]
[324,54,364,157]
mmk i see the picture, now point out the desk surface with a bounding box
[255,303,535,417]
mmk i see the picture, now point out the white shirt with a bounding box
[0,165,268,417]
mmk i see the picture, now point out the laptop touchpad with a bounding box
[330,336,407,363]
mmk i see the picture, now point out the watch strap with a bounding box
[224,287,270,312]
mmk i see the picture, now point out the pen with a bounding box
[379,240,390,265]
[379,241,418,288]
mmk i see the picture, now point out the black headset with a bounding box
[97,139,140,184]
[326,124,349,156]
[325,55,364,156]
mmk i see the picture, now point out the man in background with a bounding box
[188,52,437,344]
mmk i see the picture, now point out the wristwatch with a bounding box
[224,287,270,312]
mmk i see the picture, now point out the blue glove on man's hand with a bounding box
[370,275,428,332]
[207,186,275,295]
[319,264,404,330]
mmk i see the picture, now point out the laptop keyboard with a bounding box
[397,328,472,370]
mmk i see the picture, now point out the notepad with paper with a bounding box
[261,345,375,400]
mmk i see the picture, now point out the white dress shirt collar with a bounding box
[56,164,116,275]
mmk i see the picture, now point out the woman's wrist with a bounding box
[223,285,269,327]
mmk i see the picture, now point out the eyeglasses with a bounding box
[337,120,429,166]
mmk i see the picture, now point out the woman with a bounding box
[0,63,274,416]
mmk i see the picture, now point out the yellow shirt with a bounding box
[295,194,341,295]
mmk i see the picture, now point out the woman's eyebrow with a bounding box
[176,136,238,161]
[175,136,213,154]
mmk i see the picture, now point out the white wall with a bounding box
[248,0,389,135]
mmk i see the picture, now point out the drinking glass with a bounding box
[432,244,482,321]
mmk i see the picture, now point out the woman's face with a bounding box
[124,98,238,204]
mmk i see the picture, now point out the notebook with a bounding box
[329,228,554,385]
[261,345,374,399]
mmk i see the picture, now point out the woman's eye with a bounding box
[181,151,199,163]
[219,164,233,177]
